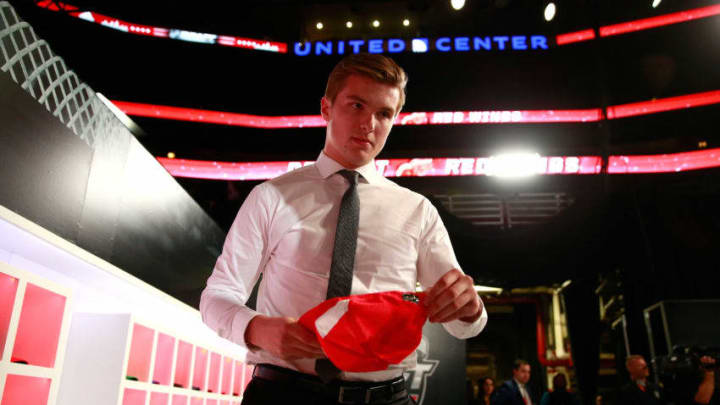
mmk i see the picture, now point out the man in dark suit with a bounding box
[619,355,662,405]
[493,359,535,405]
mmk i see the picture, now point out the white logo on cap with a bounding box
[315,299,350,338]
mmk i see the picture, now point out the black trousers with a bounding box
[241,370,415,405]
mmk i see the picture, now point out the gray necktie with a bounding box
[315,170,360,382]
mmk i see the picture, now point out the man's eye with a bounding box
[352,103,362,109]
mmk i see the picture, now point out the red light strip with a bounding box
[35,0,287,53]
[555,4,720,46]
[556,29,596,45]
[158,149,720,181]
[113,89,720,128]
[114,101,603,128]
[599,4,720,37]
[113,101,326,128]
[606,90,720,119]
[157,156,604,181]
[608,148,720,174]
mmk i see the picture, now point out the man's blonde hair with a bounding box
[324,53,408,114]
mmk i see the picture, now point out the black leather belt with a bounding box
[252,363,408,404]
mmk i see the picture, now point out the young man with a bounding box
[493,359,535,405]
[200,53,487,405]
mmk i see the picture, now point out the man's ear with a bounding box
[321,96,331,122]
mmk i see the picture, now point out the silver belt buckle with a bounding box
[365,385,385,404]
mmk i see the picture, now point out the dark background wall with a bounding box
[0,70,225,307]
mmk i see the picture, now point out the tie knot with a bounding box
[338,170,359,185]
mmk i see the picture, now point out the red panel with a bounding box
[12,283,66,367]
[600,4,720,37]
[149,392,169,405]
[608,148,720,174]
[243,365,254,392]
[207,352,222,393]
[192,347,208,391]
[122,388,147,405]
[152,332,175,385]
[232,360,243,396]
[126,324,154,382]
[1,374,51,405]
[171,395,188,405]
[606,90,720,119]
[221,356,233,395]
[556,29,596,45]
[0,272,18,358]
[173,340,193,389]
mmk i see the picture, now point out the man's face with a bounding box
[513,364,531,385]
[627,358,649,381]
[321,74,400,169]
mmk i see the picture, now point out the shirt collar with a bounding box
[315,151,383,184]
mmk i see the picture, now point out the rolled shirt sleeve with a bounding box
[416,199,488,339]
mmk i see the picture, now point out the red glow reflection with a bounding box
[556,29,596,45]
[115,101,603,128]
[606,90,720,119]
[599,4,720,37]
[157,156,604,181]
[159,149,720,181]
[608,149,720,174]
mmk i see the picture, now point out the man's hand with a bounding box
[700,356,716,371]
[425,269,483,323]
[694,356,716,405]
[244,315,325,360]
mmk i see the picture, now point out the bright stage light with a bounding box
[346,21,353,28]
[403,19,410,27]
[544,3,556,22]
[487,152,542,178]
[316,22,323,30]
[372,20,380,28]
[451,0,466,11]
[652,0,661,8]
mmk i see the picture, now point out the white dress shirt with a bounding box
[200,152,488,381]
[516,379,532,405]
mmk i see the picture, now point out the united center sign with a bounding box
[293,35,549,56]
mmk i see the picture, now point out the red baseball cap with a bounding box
[299,291,428,372]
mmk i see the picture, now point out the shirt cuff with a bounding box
[441,304,488,339]
[230,307,261,350]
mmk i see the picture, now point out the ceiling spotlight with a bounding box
[316,22,323,30]
[167,152,176,159]
[403,19,410,26]
[372,20,380,28]
[652,0,661,8]
[544,2,556,21]
[346,21,353,28]
[451,0,466,10]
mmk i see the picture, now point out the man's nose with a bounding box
[359,112,375,132]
